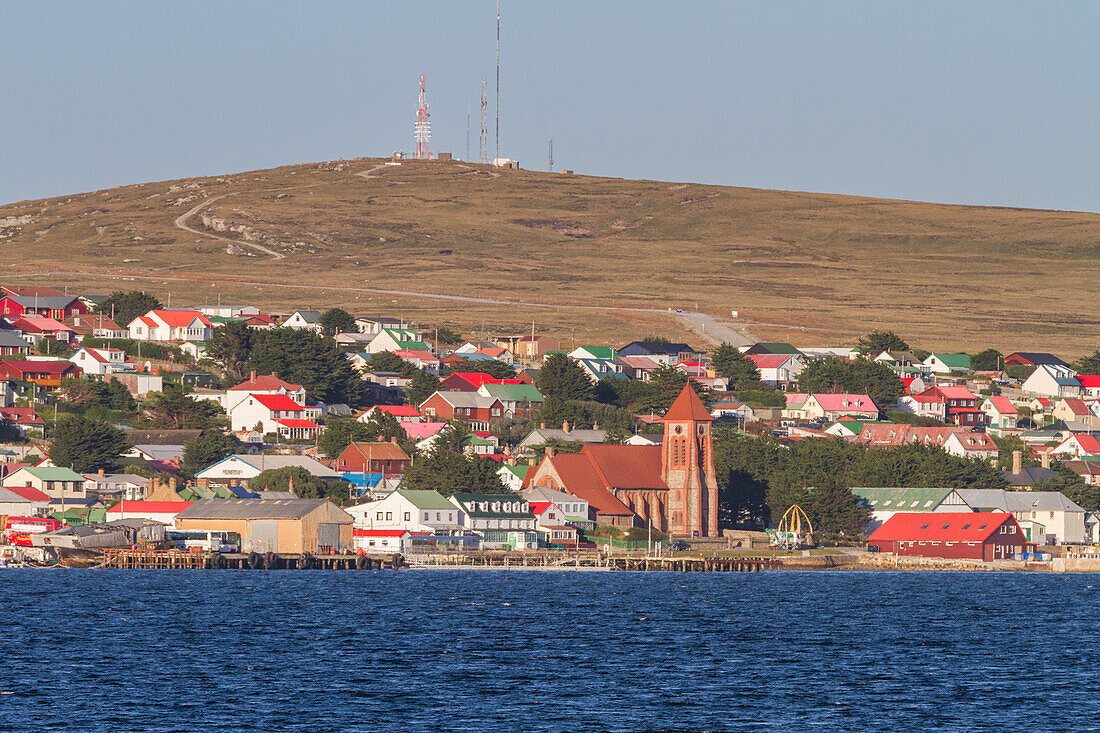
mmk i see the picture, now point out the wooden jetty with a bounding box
[407,550,779,572]
[100,548,403,570]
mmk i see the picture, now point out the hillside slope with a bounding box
[2,157,1098,352]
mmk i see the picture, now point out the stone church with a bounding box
[524,384,719,537]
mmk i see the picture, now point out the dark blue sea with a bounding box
[2,569,1099,732]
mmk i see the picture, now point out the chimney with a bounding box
[545,446,556,459]
[169,476,177,492]
[1012,450,1022,475]
[593,421,599,430]
[288,475,295,495]
[250,370,256,381]
[272,371,279,379]
[562,420,570,434]
[540,422,546,429]
[97,469,105,477]
[1041,451,1050,469]
[390,436,398,444]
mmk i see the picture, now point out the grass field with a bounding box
[2,156,1098,354]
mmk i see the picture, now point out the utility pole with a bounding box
[466,104,471,161]
[495,0,501,162]
[479,80,488,164]
[548,139,553,172]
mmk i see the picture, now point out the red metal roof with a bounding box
[371,405,422,417]
[106,501,194,514]
[986,396,1017,414]
[868,512,1017,544]
[584,444,666,489]
[273,419,322,429]
[0,407,44,425]
[747,353,796,369]
[353,529,410,537]
[149,310,213,328]
[6,485,50,502]
[249,393,306,411]
[1078,375,1100,388]
[229,374,303,393]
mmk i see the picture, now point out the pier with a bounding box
[406,550,779,572]
[99,548,403,570]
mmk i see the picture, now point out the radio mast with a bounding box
[414,74,431,160]
[479,79,488,164]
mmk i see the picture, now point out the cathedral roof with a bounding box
[663,383,713,422]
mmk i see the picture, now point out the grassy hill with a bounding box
[2,157,1098,354]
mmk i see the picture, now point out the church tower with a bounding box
[661,383,719,537]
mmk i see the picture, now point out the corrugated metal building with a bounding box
[868,512,1030,561]
[175,499,353,553]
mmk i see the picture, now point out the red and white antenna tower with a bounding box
[414,74,431,160]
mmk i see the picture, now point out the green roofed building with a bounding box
[851,487,972,533]
[449,493,539,549]
[2,466,88,499]
[744,342,802,356]
[924,353,972,374]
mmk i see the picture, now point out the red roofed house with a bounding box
[438,372,527,392]
[1053,398,1095,424]
[0,407,45,435]
[980,396,1018,431]
[69,347,131,377]
[227,372,307,407]
[127,310,214,342]
[106,500,195,525]
[528,500,578,544]
[229,392,321,439]
[525,384,719,537]
[802,394,879,422]
[856,424,998,460]
[901,385,984,427]
[336,441,413,476]
[64,314,127,340]
[358,405,424,423]
[746,353,806,390]
[869,512,1029,561]
[0,360,81,388]
[1050,434,1100,459]
[1079,376,1100,400]
[10,316,76,344]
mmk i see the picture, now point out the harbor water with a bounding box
[3,569,1099,731]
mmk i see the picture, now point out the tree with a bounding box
[318,412,409,458]
[179,430,241,479]
[95,291,162,328]
[250,466,351,505]
[638,365,710,414]
[367,351,418,378]
[248,328,364,405]
[428,326,463,345]
[970,348,1004,372]
[405,370,441,409]
[1074,350,1100,374]
[798,358,903,406]
[36,338,71,357]
[400,450,507,496]
[451,358,518,379]
[48,415,129,473]
[535,397,638,434]
[1037,461,1099,511]
[0,417,21,443]
[856,330,910,355]
[320,308,357,337]
[58,378,136,412]
[143,385,225,429]
[205,320,255,381]
[710,343,762,389]
[594,375,656,409]
[537,353,594,401]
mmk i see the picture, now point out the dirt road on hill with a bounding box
[675,311,755,346]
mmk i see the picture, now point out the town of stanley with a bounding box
[2,2,1099,731]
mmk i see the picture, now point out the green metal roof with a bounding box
[17,467,87,482]
[500,464,531,480]
[932,353,971,369]
[576,346,617,359]
[850,487,958,511]
[396,489,456,510]
[478,383,545,403]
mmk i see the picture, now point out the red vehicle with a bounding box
[3,517,62,547]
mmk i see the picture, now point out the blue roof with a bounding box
[341,472,384,488]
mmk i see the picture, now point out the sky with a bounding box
[2,1,1098,211]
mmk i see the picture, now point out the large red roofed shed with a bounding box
[868,512,1030,561]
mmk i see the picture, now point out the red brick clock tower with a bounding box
[661,384,719,537]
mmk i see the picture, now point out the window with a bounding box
[404,512,410,522]
[436,512,441,521]
[942,524,951,530]
[962,524,971,530]
[920,524,930,530]
[423,512,429,521]
[385,512,392,521]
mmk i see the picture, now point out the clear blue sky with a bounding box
[2,1,1098,210]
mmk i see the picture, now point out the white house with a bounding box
[283,310,323,331]
[957,489,1087,545]
[942,431,999,460]
[0,485,51,517]
[1050,434,1100,459]
[746,353,806,388]
[83,472,148,500]
[226,372,307,408]
[367,328,429,354]
[1022,365,1083,399]
[980,396,1018,432]
[346,489,465,535]
[194,454,342,488]
[449,493,538,549]
[356,316,409,335]
[711,401,754,423]
[923,353,971,375]
[520,485,592,527]
[127,310,214,342]
[198,305,260,318]
[352,529,413,552]
[0,379,15,408]
[228,393,322,439]
[70,347,131,377]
